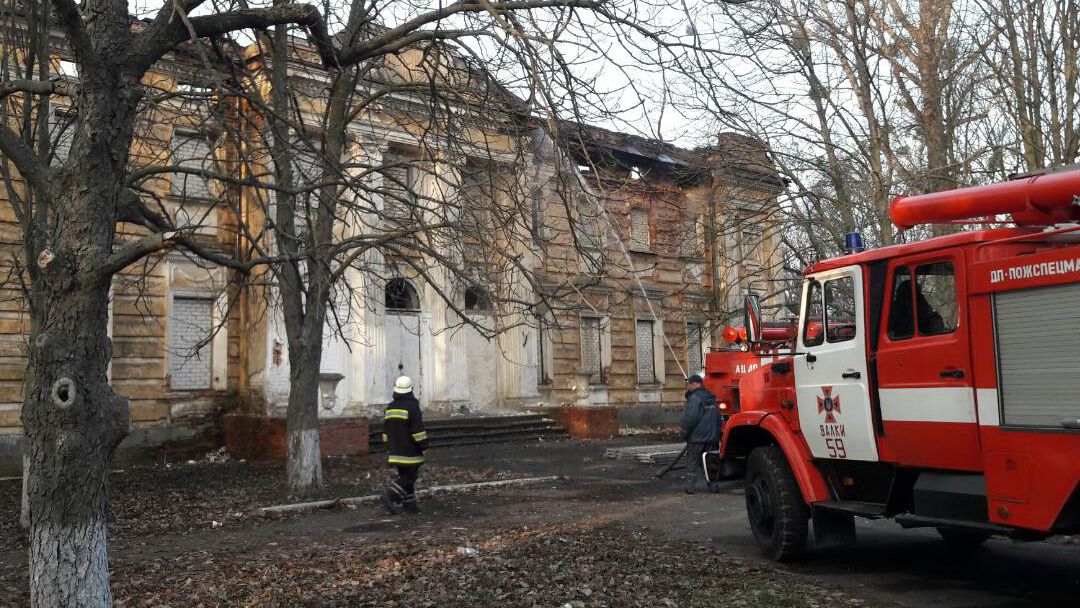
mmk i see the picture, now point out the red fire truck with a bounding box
[712,166,1080,561]
[703,325,794,421]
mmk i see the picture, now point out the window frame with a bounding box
[885,260,959,342]
[802,279,825,347]
[635,318,657,384]
[579,315,607,384]
[170,130,216,200]
[914,261,959,337]
[824,275,857,344]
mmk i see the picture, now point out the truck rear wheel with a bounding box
[745,445,809,561]
[936,527,992,548]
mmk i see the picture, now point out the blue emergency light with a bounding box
[844,232,865,254]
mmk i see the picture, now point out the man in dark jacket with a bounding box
[681,374,721,494]
[380,376,428,514]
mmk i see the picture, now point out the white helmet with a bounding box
[393,375,414,394]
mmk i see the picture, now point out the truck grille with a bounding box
[994,282,1080,428]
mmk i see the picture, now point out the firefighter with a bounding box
[681,373,721,494]
[380,376,428,514]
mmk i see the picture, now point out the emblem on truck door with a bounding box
[817,386,841,424]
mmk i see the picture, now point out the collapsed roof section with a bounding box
[559,122,783,193]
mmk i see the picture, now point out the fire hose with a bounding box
[655,444,688,479]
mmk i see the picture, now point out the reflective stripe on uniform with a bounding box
[385,408,410,420]
[411,431,428,441]
[387,455,425,465]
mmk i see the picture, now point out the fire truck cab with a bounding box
[716,167,1080,561]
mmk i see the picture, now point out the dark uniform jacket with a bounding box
[681,387,720,445]
[383,392,429,466]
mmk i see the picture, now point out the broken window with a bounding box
[464,286,492,311]
[385,278,420,311]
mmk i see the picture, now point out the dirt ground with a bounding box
[2,436,1078,607]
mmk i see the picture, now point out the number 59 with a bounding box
[826,438,847,459]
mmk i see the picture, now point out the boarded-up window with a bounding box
[171,133,214,199]
[168,297,213,390]
[630,210,650,251]
[636,319,656,383]
[681,217,704,258]
[576,194,603,250]
[382,157,416,220]
[580,316,603,383]
[687,322,703,375]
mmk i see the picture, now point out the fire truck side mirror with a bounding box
[744,293,763,343]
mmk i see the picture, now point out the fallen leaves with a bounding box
[102,518,852,608]
[0,456,520,552]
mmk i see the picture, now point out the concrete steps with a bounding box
[368,413,567,452]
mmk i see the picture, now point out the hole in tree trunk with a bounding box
[51,377,75,408]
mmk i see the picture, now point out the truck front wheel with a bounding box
[745,445,809,561]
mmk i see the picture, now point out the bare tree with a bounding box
[0,0,752,602]
[977,0,1080,172]
[680,0,999,264]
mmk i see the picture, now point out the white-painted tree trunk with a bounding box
[20,451,29,529]
[286,425,323,493]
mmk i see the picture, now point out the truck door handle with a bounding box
[842,370,861,379]
[940,369,965,379]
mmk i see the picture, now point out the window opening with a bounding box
[385,278,419,311]
[825,276,857,343]
[464,286,491,311]
[887,266,914,340]
[916,262,957,335]
[803,280,824,347]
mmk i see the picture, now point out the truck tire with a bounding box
[936,527,992,548]
[745,445,809,561]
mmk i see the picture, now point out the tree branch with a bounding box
[0,124,57,204]
[93,231,181,282]
[337,0,600,65]
[0,79,75,102]
[50,0,100,75]
[131,3,335,73]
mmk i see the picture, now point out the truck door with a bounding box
[794,266,879,462]
[875,253,980,470]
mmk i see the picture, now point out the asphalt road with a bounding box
[440,438,1080,608]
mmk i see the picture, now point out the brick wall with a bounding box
[222,415,370,461]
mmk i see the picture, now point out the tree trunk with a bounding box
[24,283,130,608]
[20,58,140,603]
[19,451,29,529]
[286,340,324,494]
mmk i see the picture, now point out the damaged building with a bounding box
[0,32,783,470]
